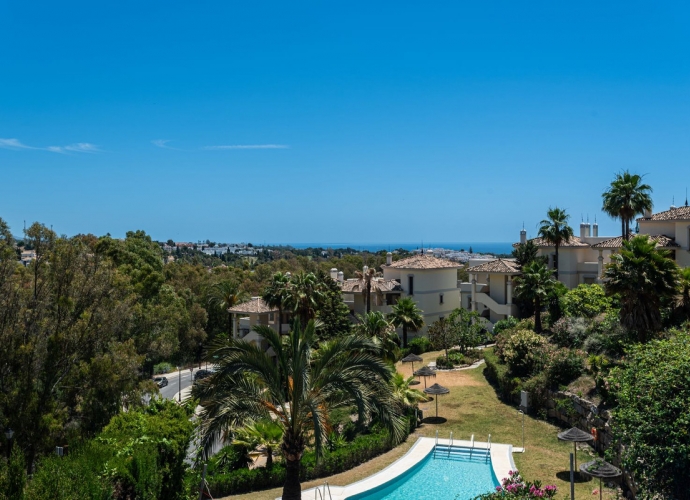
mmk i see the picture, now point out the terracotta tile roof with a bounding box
[341,278,402,293]
[638,205,690,221]
[468,258,521,274]
[591,234,680,249]
[383,254,460,269]
[228,297,277,314]
[513,236,589,248]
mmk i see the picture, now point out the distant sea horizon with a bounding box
[273,242,515,255]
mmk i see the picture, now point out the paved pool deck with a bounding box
[284,437,516,500]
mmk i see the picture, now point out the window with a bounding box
[439,294,444,304]
[408,276,414,295]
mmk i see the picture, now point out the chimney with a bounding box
[520,228,527,245]
[580,222,590,239]
[592,222,598,237]
[337,271,344,283]
[330,268,338,280]
[644,208,652,218]
[386,252,392,265]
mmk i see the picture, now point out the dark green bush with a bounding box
[543,348,585,387]
[153,362,173,375]
[492,317,519,336]
[436,355,454,369]
[483,349,521,400]
[408,337,432,354]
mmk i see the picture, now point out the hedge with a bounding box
[483,348,521,401]
[207,425,409,497]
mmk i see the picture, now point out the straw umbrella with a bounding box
[557,427,594,474]
[423,383,450,418]
[579,460,621,500]
[401,353,423,374]
[414,366,436,388]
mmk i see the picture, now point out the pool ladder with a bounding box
[314,482,333,500]
[434,432,491,461]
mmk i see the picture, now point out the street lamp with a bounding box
[5,428,14,459]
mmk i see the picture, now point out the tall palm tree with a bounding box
[677,267,690,319]
[354,266,380,314]
[262,272,290,335]
[388,297,424,348]
[193,320,405,500]
[538,207,574,280]
[207,280,249,337]
[283,272,325,326]
[354,311,400,363]
[232,419,283,469]
[602,170,653,240]
[514,261,556,333]
[604,235,679,342]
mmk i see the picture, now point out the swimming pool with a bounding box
[345,447,500,500]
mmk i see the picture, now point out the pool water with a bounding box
[347,448,499,500]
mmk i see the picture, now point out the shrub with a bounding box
[549,317,590,348]
[474,470,557,499]
[448,351,465,365]
[609,331,690,498]
[497,329,547,377]
[543,347,585,387]
[560,284,612,319]
[492,317,519,336]
[408,337,431,354]
[436,356,454,369]
[153,362,173,375]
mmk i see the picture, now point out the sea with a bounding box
[282,242,514,255]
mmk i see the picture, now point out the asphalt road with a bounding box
[159,368,196,401]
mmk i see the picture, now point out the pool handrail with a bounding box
[324,482,333,500]
[434,430,438,458]
[448,431,453,457]
[470,434,475,458]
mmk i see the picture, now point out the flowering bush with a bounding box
[473,471,558,499]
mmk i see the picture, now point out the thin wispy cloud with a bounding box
[151,139,183,150]
[0,138,100,154]
[202,144,290,150]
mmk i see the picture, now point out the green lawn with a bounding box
[220,349,619,499]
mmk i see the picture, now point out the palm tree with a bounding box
[388,297,424,348]
[677,267,690,319]
[538,207,574,280]
[604,235,679,342]
[207,280,249,337]
[354,266,380,314]
[514,261,556,333]
[602,170,653,240]
[354,311,400,363]
[511,240,544,268]
[262,272,290,335]
[193,320,405,500]
[232,419,283,469]
[283,272,325,326]
[390,372,428,408]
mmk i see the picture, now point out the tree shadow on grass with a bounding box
[421,416,447,425]
[555,471,592,483]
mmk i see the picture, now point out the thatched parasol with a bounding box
[579,460,622,500]
[557,427,594,474]
[401,353,423,375]
[414,366,436,388]
[423,383,450,418]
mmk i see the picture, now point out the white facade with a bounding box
[638,204,690,268]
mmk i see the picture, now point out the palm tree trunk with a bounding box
[228,311,233,337]
[266,446,273,469]
[282,457,301,500]
[402,325,408,348]
[278,307,283,335]
[366,281,371,314]
[281,431,304,500]
[554,245,559,281]
[534,297,542,333]
[621,219,625,240]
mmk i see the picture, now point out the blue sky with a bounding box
[2,1,690,244]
